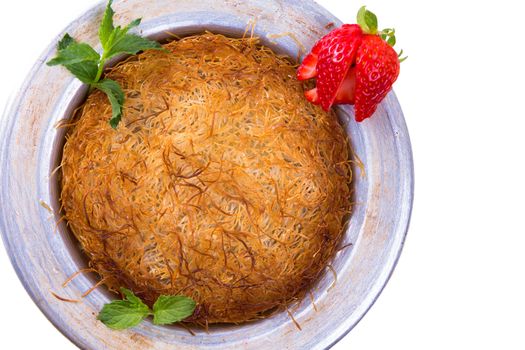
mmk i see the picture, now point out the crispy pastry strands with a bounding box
[61,33,352,324]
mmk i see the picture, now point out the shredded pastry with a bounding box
[61,33,352,324]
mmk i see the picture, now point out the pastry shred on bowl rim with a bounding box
[60,32,353,324]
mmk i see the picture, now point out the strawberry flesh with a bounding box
[354,35,400,121]
[334,67,356,104]
[297,49,320,80]
[297,53,318,80]
[304,88,319,104]
[297,39,323,81]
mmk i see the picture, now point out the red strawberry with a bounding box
[297,6,404,122]
[305,67,358,106]
[297,24,363,110]
[334,67,357,104]
[296,44,320,80]
[304,87,319,104]
[354,35,400,121]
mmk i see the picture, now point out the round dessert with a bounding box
[60,33,352,324]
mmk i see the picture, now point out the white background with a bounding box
[1,0,524,349]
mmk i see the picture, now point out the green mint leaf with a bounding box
[105,33,162,61]
[97,287,151,330]
[94,79,125,106]
[99,0,115,49]
[93,79,125,128]
[63,61,99,84]
[120,287,144,305]
[102,17,142,58]
[152,295,196,325]
[126,18,142,30]
[47,38,100,83]
[47,0,163,129]
[97,287,197,330]
[105,27,120,52]
[356,6,378,34]
[47,42,100,66]
[97,300,151,330]
[58,33,76,50]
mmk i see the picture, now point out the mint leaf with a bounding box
[58,33,76,50]
[97,287,197,330]
[48,38,100,83]
[47,42,100,66]
[105,33,162,60]
[97,300,150,329]
[93,79,125,129]
[152,295,196,325]
[127,18,142,30]
[99,0,115,49]
[101,15,153,61]
[102,15,161,62]
[97,288,151,330]
[121,287,144,305]
[47,0,163,128]
[63,61,99,84]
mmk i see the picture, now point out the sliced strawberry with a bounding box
[300,24,363,110]
[297,44,321,80]
[314,24,363,111]
[305,74,355,105]
[297,53,318,80]
[334,67,356,104]
[297,6,404,122]
[297,38,323,80]
[304,87,319,104]
[354,35,400,121]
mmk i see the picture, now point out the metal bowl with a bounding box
[0,0,413,349]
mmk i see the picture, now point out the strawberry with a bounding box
[297,24,363,109]
[315,25,363,111]
[297,6,405,122]
[354,35,400,121]
[296,44,320,80]
[304,67,358,106]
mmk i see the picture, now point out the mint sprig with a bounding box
[46,0,163,128]
[152,295,197,325]
[93,79,125,128]
[97,288,196,330]
[97,288,151,330]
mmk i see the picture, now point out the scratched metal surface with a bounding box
[0,0,413,349]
